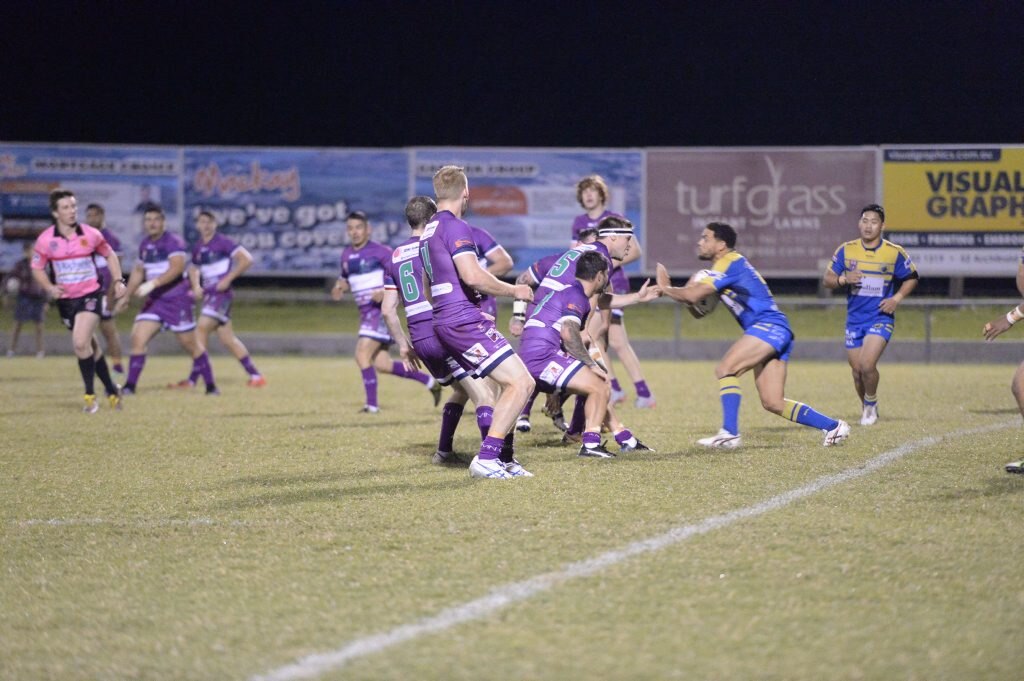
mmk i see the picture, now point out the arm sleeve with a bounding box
[829,245,846,275]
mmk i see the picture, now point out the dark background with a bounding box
[1,1,1021,148]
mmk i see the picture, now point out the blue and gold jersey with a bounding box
[830,238,917,326]
[703,251,789,332]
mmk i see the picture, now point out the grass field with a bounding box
[6,295,1022,342]
[3,355,1023,680]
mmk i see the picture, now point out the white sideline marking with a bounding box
[261,421,1005,680]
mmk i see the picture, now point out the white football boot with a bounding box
[823,420,851,446]
[469,455,514,479]
[697,429,741,449]
[860,403,878,426]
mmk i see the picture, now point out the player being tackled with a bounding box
[517,250,660,458]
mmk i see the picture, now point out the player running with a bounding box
[823,204,918,426]
[170,211,266,389]
[982,244,1024,474]
[519,250,659,457]
[657,222,850,449]
[117,205,218,395]
[332,210,440,413]
[31,189,127,412]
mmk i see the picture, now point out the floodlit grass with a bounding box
[13,295,1020,341]
[2,356,1023,680]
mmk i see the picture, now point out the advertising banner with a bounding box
[0,143,182,269]
[883,146,1024,275]
[411,148,644,273]
[183,148,409,276]
[645,148,877,277]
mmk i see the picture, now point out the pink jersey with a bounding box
[31,223,112,299]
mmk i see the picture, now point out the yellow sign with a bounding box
[883,147,1024,232]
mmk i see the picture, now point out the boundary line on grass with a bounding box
[245,420,1012,680]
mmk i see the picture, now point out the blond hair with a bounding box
[433,165,468,201]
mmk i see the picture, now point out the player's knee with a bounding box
[760,396,785,414]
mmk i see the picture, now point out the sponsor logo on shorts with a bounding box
[462,343,488,365]
[539,361,565,385]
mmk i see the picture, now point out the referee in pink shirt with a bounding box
[31,189,128,413]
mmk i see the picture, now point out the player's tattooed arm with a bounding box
[560,319,596,368]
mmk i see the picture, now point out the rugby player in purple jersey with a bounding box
[519,250,659,457]
[421,165,536,479]
[116,206,218,395]
[331,210,440,413]
[572,175,655,409]
[529,215,639,443]
[468,224,513,323]
[85,203,125,375]
[169,211,265,389]
[380,196,499,465]
[508,227,599,434]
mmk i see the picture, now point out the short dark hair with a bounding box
[575,250,609,281]
[577,227,599,242]
[706,222,737,249]
[197,210,217,222]
[143,205,165,217]
[49,188,75,212]
[405,196,437,229]
[85,203,104,213]
[861,204,885,223]
[346,210,368,223]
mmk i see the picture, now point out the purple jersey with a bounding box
[527,252,561,286]
[471,224,502,315]
[419,210,485,325]
[94,227,122,288]
[571,209,617,242]
[520,280,592,358]
[382,236,434,343]
[192,233,242,291]
[535,241,613,296]
[340,240,392,310]
[139,230,191,301]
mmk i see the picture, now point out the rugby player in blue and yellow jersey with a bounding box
[823,204,918,426]
[657,222,850,449]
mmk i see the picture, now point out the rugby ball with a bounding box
[687,269,719,318]
[5,277,20,294]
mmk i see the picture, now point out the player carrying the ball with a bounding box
[656,222,850,449]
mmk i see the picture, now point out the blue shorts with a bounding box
[745,322,794,362]
[845,318,894,349]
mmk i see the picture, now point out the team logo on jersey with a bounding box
[81,238,89,247]
[49,240,59,251]
[455,239,473,248]
[847,259,858,269]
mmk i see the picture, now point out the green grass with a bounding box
[2,357,1023,680]
[10,295,1020,341]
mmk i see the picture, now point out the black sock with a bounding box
[95,355,118,395]
[77,356,96,395]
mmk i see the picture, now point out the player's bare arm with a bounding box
[381,288,420,370]
[560,319,603,374]
[216,248,253,292]
[485,247,514,277]
[879,277,918,315]
[330,277,349,301]
[453,252,533,301]
[655,263,713,305]
[598,278,660,309]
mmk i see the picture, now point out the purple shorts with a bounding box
[201,290,234,325]
[411,332,468,386]
[522,347,585,394]
[358,305,392,343]
[435,315,515,379]
[136,293,196,333]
